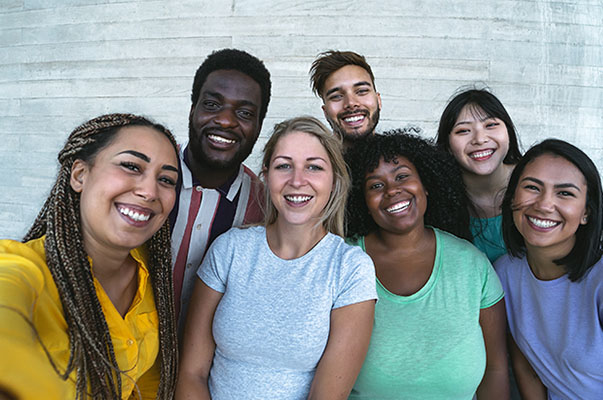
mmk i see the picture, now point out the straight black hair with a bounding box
[501,139,603,281]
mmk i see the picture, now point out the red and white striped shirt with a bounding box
[169,145,264,332]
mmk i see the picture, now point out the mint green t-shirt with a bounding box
[348,228,504,400]
[470,215,506,264]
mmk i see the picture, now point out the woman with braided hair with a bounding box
[0,113,179,399]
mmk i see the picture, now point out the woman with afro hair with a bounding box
[346,130,509,399]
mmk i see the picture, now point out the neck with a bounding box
[463,163,514,217]
[185,146,238,189]
[370,224,433,253]
[83,241,133,280]
[525,243,571,280]
[266,219,327,260]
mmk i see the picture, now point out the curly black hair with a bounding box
[191,48,272,122]
[345,129,472,241]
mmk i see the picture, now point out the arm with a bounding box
[175,279,223,400]
[476,299,510,400]
[508,333,547,400]
[307,300,375,400]
[0,247,65,399]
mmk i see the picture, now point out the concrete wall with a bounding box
[1,0,601,239]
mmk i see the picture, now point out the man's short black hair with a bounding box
[191,48,272,122]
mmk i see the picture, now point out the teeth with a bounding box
[386,201,410,213]
[528,216,559,228]
[118,206,150,222]
[209,134,236,144]
[470,150,494,159]
[344,115,364,123]
[285,195,312,203]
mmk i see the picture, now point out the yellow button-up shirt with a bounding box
[0,236,161,399]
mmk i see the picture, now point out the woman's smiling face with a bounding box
[71,126,179,254]
[512,153,588,257]
[448,104,510,177]
[364,156,427,235]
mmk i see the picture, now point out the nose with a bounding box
[213,106,238,128]
[471,126,489,145]
[289,167,307,188]
[135,175,158,202]
[533,190,555,213]
[385,182,401,197]
[343,93,360,110]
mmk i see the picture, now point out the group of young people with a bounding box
[0,48,601,400]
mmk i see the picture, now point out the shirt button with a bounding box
[186,263,192,269]
[195,186,202,192]
[196,224,202,230]
[127,339,134,346]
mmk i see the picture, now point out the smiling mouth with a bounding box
[469,149,494,161]
[386,200,410,214]
[208,134,236,145]
[527,216,560,229]
[284,195,313,204]
[117,205,152,222]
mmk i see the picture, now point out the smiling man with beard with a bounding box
[169,49,271,333]
[310,51,381,149]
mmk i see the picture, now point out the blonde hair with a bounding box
[261,116,349,237]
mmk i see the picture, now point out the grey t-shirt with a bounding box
[198,225,377,400]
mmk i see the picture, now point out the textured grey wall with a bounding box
[1,0,601,239]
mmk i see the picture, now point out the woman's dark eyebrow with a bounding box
[521,176,582,191]
[118,150,149,162]
[118,150,178,172]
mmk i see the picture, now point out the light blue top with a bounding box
[198,225,377,400]
[348,228,504,399]
[470,215,506,263]
[495,254,603,400]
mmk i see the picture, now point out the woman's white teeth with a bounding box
[285,195,312,203]
[209,134,235,144]
[118,207,150,222]
[344,115,364,123]
[470,150,494,159]
[386,201,410,213]
[528,216,558,228]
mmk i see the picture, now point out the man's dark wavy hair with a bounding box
[345,129,472,241]
[191,48,272,122]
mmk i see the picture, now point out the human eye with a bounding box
[366,181,383,191]
[120,161,141,173]
[274,163,291,170]
[453,128,469,135]
[357,88,370,95]
[558,190,576,198]
[237,109,254,121]
[395,173,408,181]
[202,100,220,111]
[327,93,343,101]
[522,184,539,191]
[486,120,501,128]
[308,164,324,172]
[159,175,177,187]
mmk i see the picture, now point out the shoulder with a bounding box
[0,237,50,293]
[436,228,488,262]
[322,234,374,270]
[210,226,264,253]
[494,253,524,277]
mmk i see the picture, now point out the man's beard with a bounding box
[329,108,380,142]
[188,121,255,171]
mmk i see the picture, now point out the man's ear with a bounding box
[70,160,89,193]
[377,92,382,110]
